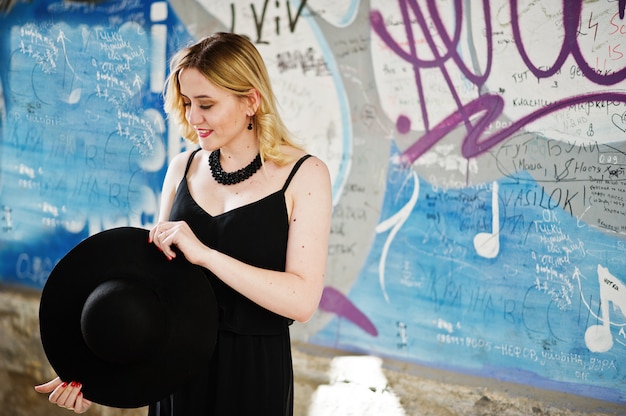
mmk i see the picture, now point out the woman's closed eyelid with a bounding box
[182,100,211,109]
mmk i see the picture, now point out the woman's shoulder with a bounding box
[272,146,325,175]
[282,148,332,220]
[282,148,330,190]
[165,149,203,178]
[173,148,204,166]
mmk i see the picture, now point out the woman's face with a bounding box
[178,67,251,151]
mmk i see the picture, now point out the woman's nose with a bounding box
[186,105,202,126]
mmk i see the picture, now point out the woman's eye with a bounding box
[182,101,211,109]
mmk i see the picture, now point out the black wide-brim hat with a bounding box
[39,226,218,408]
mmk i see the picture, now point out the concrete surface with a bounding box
[292,342,626,416]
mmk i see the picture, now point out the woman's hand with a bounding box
[35,377,92,414]
[149,221,208,264]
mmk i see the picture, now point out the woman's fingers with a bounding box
[74,393,93,414]
[55,381,75,407]
[57,381,83,410]
[148,225,157,243]
[34,376,62,393]
[149,223,173,258]
[38,379,91,413]
[152,220,204,263]
[149,222,180,260]
[48,380,71,404]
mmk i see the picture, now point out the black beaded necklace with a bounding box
[208,149,262,185]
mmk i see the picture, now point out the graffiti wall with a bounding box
[1,0,625,405]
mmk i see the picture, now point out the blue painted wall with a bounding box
[1,0,625,405]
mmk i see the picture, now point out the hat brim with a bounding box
[39,227,218,408]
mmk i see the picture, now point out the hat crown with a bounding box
[80,279,167,365]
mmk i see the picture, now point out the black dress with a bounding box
[148,149,311,416]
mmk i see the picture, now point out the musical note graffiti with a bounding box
[584,265,626,353]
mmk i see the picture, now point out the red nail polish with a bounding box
[61,382,68,388]
[70,381,76,387]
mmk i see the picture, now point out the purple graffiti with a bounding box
[511,0,626,84]
[371,0,626,164]
[319,286,378,336]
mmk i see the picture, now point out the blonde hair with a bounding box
[163,32,303,165]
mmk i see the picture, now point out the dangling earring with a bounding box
[247,116,253,131]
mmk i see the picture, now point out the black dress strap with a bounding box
[184,148,203,177]
[282,154,312,192]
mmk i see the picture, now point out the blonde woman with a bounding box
[36,32,332,415]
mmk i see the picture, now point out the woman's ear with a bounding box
[246,88,261,115]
